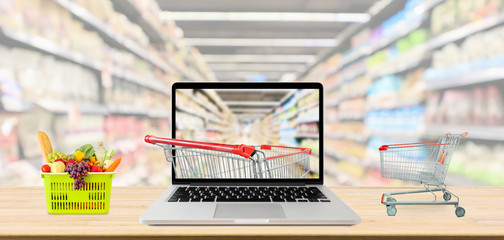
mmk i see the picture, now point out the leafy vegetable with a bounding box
[104,149,116,161]
[75,144,95,158]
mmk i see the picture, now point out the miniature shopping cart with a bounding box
[145,135,312,179]
[379,132,468,217]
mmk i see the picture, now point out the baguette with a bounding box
[37,131,53,163]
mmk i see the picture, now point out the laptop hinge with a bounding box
[190,182,306,186]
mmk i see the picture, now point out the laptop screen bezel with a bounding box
[171,82,323,185]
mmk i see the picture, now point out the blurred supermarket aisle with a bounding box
[300,0,504,186]
[175,88,321,177]
[1,0,504,187]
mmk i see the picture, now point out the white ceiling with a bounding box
[157,0,377,81]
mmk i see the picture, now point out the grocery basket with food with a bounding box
[37,131,121,214]
[144,135,312,179]
[379,132,468,217]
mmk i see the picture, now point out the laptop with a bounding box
[140,82,360,225]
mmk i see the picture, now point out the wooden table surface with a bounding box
[1,186,504,240]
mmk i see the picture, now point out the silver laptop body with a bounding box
[140,82,361,225]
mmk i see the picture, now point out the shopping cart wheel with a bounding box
[386,206,397,216]
[455,207,465,217]
[443,192,452,201]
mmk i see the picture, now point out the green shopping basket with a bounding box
[41,172,115,214]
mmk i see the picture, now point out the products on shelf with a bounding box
[450,141,504,185]
[176,112,205,131]
[338,60,366,83]
[327,76,371,106]
[424,25,504,81]
[326,122,367,142]
[195,91,221,115]
[430,0,503,36]
[339,97,366,117]
[298,89,319,108]
[297,123,318,135]
[0,48,99,105]
[366,28,428,76]
[365,106,425,132]
[296,106,318,123]
[175,90,232,144]
[0,116,19,163]
[76,0,149,47]
[326,139,367,161]
[300,0,504,187]
[426,85,504,126]
[367,69,424,110]
[343,0,428,64]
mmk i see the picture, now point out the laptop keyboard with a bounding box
[167,186,330,203]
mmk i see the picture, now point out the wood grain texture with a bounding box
[1,186,504,240]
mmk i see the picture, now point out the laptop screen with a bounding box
[173,84,321,180]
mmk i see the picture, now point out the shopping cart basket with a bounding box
[145,135,312,179]
[378,132,468,217]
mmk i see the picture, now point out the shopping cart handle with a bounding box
[379,145,389,151]
[144,135,257,158]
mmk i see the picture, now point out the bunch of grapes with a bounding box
[48,150,68,162]
[65,162,90,190]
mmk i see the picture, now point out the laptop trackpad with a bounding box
[214,204,286,219]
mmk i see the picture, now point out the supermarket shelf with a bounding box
[107,104,149,115]
[366,99,423,111]
[297,102,319,113]
[110,0,165,44]
[324,167,358,186]
[295,133,319,139]
[296,89,315,102]
[368,53,425,79]
[176,106,225,125]
[205,127,225,132]
[326,89,367,106]
[0,98,33,113]
[176,106,205,118]
[335,0,441,72]
[325,150,367,169]
[110,68,170,95]
[445,173,489,186]
[53,0,171,73]
[369,129,423,139]
[296,115,319,124]
[325,132,369,142]
[0,26,171,96]
[339,18,423,69]
[340,66,367,82]
[425,124,504,141]
[282,111,297,120]
[324,83,342,94]
[0,26,101,70]
[146,109,171,118]
[37,100,108,115]
[4,98,169,117]
[168,59,205,82]
[424,68,504,90]
[177,90,223,118]
[337,112,365,121]
[363,11,504,81]
[329,7,504,81]
[424,12,504,51]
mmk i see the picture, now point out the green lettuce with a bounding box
[76,144,95,158]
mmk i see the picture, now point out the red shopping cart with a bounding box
[379,132,468,217]
[145,135,312,179]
